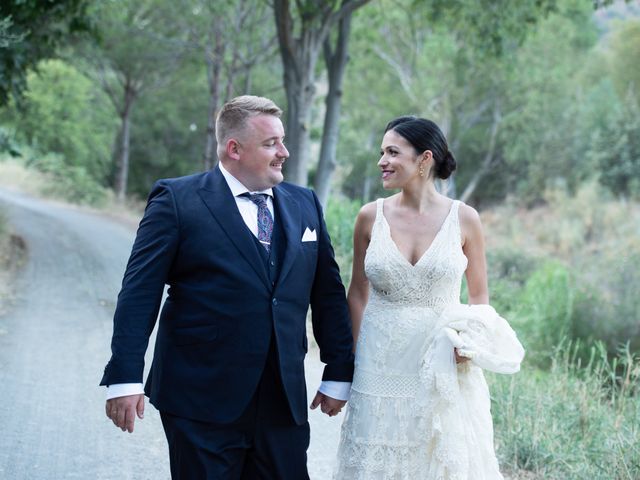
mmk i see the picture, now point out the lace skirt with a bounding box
[333,303,505,480]
[335,373,429,480]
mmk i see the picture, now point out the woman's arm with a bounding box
[460,203,489,305]
[347,203,376,348]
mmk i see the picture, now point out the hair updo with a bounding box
[384,116,457,180]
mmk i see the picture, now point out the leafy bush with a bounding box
[485,247,540,315]
[323,196,361,286]
[0,126,22,157]
[572,249,640,355]
[482,183,640,363]
[11,59,116,186]
[511,261,574,367]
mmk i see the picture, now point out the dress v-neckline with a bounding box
[380,199,456,268]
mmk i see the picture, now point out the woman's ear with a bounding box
[420,150,434,178]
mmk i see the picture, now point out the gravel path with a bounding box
[0,188,343,480]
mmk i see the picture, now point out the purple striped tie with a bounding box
[242,193,273,253]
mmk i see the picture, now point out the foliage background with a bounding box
[1,0,639,478]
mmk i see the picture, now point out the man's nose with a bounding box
[278,143,289,158]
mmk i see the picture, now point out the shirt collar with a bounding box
[218,162,273,198]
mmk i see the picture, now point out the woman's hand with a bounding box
[454,348,470,364]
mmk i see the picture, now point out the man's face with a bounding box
[233,114,288,191]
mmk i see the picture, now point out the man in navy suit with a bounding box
[101,95,354,479]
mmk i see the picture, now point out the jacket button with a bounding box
[272,298,278,306]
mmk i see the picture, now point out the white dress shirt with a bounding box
[107,163,350,401]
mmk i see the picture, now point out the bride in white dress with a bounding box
[334,116,524,479]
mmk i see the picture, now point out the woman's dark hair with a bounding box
[384,115,456,180]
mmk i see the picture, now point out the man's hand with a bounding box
[454,348,470,364]
[105,394,145,433]
[310,391,346,417]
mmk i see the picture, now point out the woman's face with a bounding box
[378,129,423,189]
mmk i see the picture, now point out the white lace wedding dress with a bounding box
[334,199,524,480]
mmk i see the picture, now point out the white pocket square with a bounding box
[301,227,317,242]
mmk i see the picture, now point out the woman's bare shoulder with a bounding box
[358,200,378,222]
[457,201,482,226]
[457,201,484,246]
[353,201,379,241]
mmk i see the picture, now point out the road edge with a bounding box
[0,223,27,318]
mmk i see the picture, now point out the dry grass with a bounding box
[0,213,27,318]
[0,155,145,229]
[490,341,640,479]
[481,181,640,264]
[0,156,48,195]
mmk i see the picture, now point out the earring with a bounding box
[419,165,425,177]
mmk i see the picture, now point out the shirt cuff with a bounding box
[318,381,351,401]
[106,383,144,400]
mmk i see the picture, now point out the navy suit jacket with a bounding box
[100,167,354,425]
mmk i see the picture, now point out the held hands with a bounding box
[105,394,145,433]
[310,391,346,417]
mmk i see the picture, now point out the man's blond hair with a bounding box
[215,95,283,147]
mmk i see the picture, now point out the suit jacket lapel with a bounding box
[197,167,270,289]
[273,185,301,285]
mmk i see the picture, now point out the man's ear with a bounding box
[226,139,241,161]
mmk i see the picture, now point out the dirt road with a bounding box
[0,189,343,479]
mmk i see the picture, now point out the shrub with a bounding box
[0,126,22,157]
[485,247,540,315]
[14,60,116,185]
[512,261,574,367]
[491,341,640,479]
[27,152,109,206]
[323,196,362,286]
[572,249,640,355]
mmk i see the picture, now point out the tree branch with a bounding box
[460,100,503,203]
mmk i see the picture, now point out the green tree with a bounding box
[76,0,186,201]
[0,0,92,106]
[338,0,560,204]
[608,19,640,97]
[14,59,116,183]
[125,61,209,197]
[478,0,599,204]
[591,19,640,197]
[176,0,278,170]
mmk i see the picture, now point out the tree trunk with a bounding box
[243,68,252,93]
[203,91,219,171]
[273,0,370,186]
[277,27,318,186]
[362,174,371,203]
[203,27,225,171]
[114,82,135,202]
[448,176,457,199]
[314,11,352,208]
